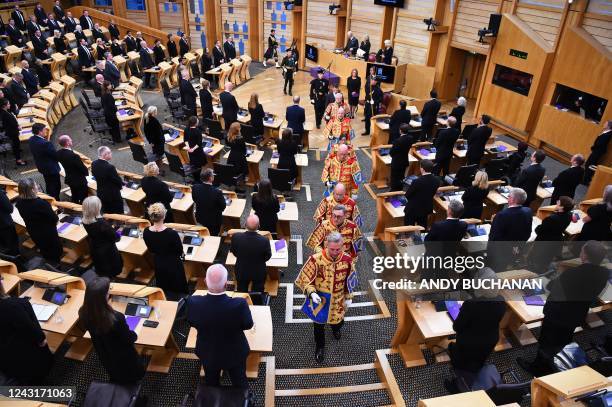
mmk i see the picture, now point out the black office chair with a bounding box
[462,124,477,139]
[165,151,196,184]
[291,131,303,150]
[161,78,180,100]
[82,381,142,407]
[204,118,224,140]
[240,123,261,145]
[268,167,294,197]
[180,382,252,407]
[451,164,478,188]
[213,162,242,190]
[81,89,102,110]
[485,158,507,181]
[249,291,270,306]
[166,98,187,123]
[83,102,114,147]
[128,140,150,165]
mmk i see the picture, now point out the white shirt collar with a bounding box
[208,291,226,296]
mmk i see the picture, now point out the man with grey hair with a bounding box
[230,215,272,293]
[433,116,460,176]
[139,40,155,89]
[286,94,305,136]
[343,30,358,56]
[296,231,357,363]
[425,199,467,242]
[192,168,226,235]
[186,263,253,387]
[9,72,29,109]
[219,81,238,129]
[307,203,362,258]
[57,135,88,204]
[91,146,123,214]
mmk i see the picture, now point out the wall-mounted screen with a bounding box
[374,0,406,7]
[492,64,533,96]
[367,63,395,84]
[552,84,607,123]
[305,44,318,62]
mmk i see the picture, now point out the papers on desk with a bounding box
[271,239,287,259]
[114,100,127,107]
[388,196,408,208]
[497,186,511,199]
[57,222,72,234]
[238,109,248,117]
[488,145,507,153]
[125,315,141,331]
[118,109,133,117]
[32,302,58,322]
[523,295,545,306]
[164,129,180,142]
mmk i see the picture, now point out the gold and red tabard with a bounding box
[306,219,363,258]
[313,194,362,226]
[321,155,362,195]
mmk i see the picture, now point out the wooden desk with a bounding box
[0,259,19,294]
[531,366,610,407]
[221,191,246,233]
[239,55,252,82]
[374,191,406,240]
[186,292,272,378]
[222,145,264,186]
[206,63,233,88]
[109,282,166,302]
[5,45,22,68]
[418,390,496,407]
[501,289,547,346]
[370,145,418,188]
[269,147,309,190]
[236,110,284,145]
[535,207,586,238]
[225,239,288,296]
[180,234,221,281]
[114,233,154,283]
[229,58,242,85]
[249,201,298,239]
[163,123,224,166]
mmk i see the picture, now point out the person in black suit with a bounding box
[143,203,188,296]
[31,32,48,62]
[103,53,121,88]
[226,122,248,178]
[550,154,584,204]
[142,162,174,223]
[449,97,466,131]
[449,268,506,374]
[91,74,104,97]
[420,90,441,141]
[92,23,106,42]
[248,93,265,140]
[530,196,574,272]
[584,120,611,185]
[199,79,215,120]
[166,34,178,58]
[404,160,440,228]
[377,40,394,65]
[276,129,299,180]
[212,40,225,67]
[518,241,609,376]
[489,188,532,242]
[6,20,24,47]
[79,10,94,31]
[77,38,95,68]
[0,188,19,256]
[286,95,306,137]
[425,200,468,270]
[53,0,66,21]
[389,124,415,191]
[29,123,61,200]
[504,141,528,183]
[63,12,78,33]
[53,30,68,54]
[192,168,226,235]
[110,39,124,57]
[100,82,121,143]
[15,178,63,263]
[513,149,546,207]
[34,4,48,26]
[186,264,253,387]
[466,114,493,166]
[11,5,26,31]
[139,40,155,89]
[47,15,61,34]
[26,16,42,39]
[91,146,124,214]
[152,39,165,65]
[124,31,137,53]
[108,21,120,40]
[94,38,106,61]
[343,31,359,55]
[252,179,280,234]
[0,98,26,167]
[230,215,273,292]
[74,25,87,45]
[0,278,53,384]
[200,47,213,81]
[576,185,612,242]
[179,71,197,117]
[57,135,88,204]
[179,33,190,57]
[359,34,371,60]
[143,106,165,166]
[184,116,206,183]
[433,117,460,176]
[9,73,29,110]
[388,100,412,144]
[461,170,489,219]
[81,196,123,278]
[220,82,239,130]
[78,277,145,383]
[223,35,236,60]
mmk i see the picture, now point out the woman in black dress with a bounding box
[101,81,121,143]
[346,68,361,119]
[82,196,123,278]
[143,203,188,296]
[531,196,574,272]
[78,277,145,384]
[0,188,19,256]
[0,279,53,384]
[248,93,265,140]
[276,128,298,180]
[201,48,213,82]
[577,185,612,242]
[15,178,63,264]
[143,105,165,168]
[184,116,206,183]
[226,122,248,178]
[199,79,216,120]
[252,179,280,234]
[141,162,174,223]
[461,170,489,220]
[449,97,466,131]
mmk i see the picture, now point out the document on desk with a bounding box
[32,303,58,322]
[271,240,287,259]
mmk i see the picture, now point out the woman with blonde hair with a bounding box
[143,105,165,167]
[226,121,248,178]
[143,203,188,297]
[82,196,123,278]
[346,68,361,118]
[461,170,489,219]
[248,93,265,140]
[141,162,174,222]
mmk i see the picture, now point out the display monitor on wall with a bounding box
[367,63,396,84]
[374,0,406,7]
[305,44,318,63]
[492,64,533,96]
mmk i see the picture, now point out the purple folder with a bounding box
[118,109,128,116]
[275,239,286,251]
[57,223,71,233]
[497,145,507,152]
[125,315,141,331]
[418,149,431,156]
[389,198,402,208]
[523,295,545,306]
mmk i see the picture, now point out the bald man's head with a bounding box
[224,82,234,92]
[333,183,346,201]
[95,74,104,83]
[337,144,349,161]
[245,214,259,231]
[206,264,228,293]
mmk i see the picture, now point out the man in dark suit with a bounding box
[124,31,137,53]
[219,82,239,130]
[139,40,155,89]
[388,100,412,144]
[466,114,493,166]
[91,23,106,42]
[9,73,29,110]
[77,39,94,68]
[489,187,532,242]
[152,39,165,65]
[6,20,24,47]
[584,120,611,185]
[91,74,104,97]
[91,146,124,214]
[34,3,48,27]
[286,96,306,136]
[550,154,584,204]
[343,31,359,56]
[212,40,225,66]
[0,181,19,256]
[31,30,48,61]
[230,215,273,293]
[1,98,26,167]
[420,90,441,141]
[404,159,440,228]
[21,61,39,97]
[57,135,88,204]
[192,169,227,235]
[11,5,26,31]
[166,34,178,58]
[513,149,546,207]
[433,117,460,176]
[53,1,65,21]
[103,53,121,88]
[389,124,414,191]
[425,200,468,276]
[223,35,236,60]
[179,71,197,118]
[108,21,120,41]
[518,241,609,376]
[186,264,253,387]
[79,10,94,31]
[63,12,78,33]
[179,33,190,57]
[29,123,61,200]
[26,16,43,40]
[47,15,61,34]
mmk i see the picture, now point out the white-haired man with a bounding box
[91,146,123,214]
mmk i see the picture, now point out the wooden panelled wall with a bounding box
[261,1,294,57]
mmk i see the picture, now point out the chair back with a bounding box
[164,151,185,176]
[192,383,250,407]
[83,381,141,407]
[268,167,293,193]
[205,118,223,140]
[453,164,478,188]
[213,162,238,188]
[128,140,149,165]
[240,123,258,144]
[485,158,507,181]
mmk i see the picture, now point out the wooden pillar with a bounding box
[113,0,127,19]
[180,0,190,39]
[381,5,396,49]
[248,0,260,59]
[299,0,308,68]
[145,0,160,30]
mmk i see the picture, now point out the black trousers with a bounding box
[203,360,248,388]
[143,72,152,88]
[313,320,344,349]
[0,225,19,255]
[106,116,121,142]
[283,73,294,93]
[237,272,265,293]
[43,173,61,200]
[10,135,21,161]
[364,103,372,134]
[314,99,326,128]
[390,166,406,191]
[434,158,451,176]
[101,198,124,215]
[531,318,576,374]
[70,183,88,204]
[404,213,428,228]
[422,124,435,141]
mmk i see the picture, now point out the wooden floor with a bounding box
[229,67,478,150]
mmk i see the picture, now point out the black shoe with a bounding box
[361,132,370,136]
[315,348,325,363]
[289,91,292,96]
[316,125,321,129]
[283,89,287,95]
[332,329,341,340]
